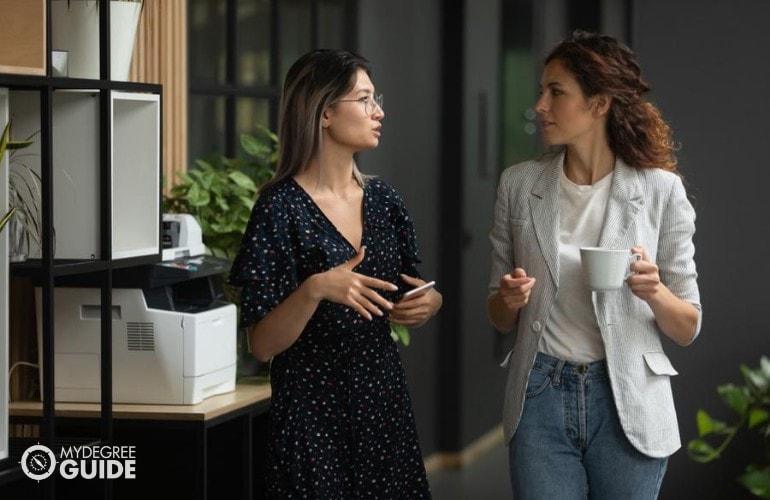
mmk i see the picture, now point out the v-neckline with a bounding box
[289,177,367,252]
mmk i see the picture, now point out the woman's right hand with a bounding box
[498,268,536,312]
[310,246,398,320]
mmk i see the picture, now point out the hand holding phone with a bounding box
[401,280,436,300]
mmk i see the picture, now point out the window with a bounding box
[188,0,357,162]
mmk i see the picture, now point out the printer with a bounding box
[36,214,238,405]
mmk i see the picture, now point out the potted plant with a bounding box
[164,127,278,377]
[0,120,38,258]
[51,0,144,80]
[688,356,770,498]
[164,127,278,262]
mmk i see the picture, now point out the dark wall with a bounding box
[357,0,443,455]
[632,1,770,498]
[357,3,770,484]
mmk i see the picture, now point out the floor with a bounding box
[426,440,512,500]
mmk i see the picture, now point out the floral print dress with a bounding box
[229,177,432,499]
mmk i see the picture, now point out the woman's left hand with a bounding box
[389,274,442,327]
[626,246,663,302]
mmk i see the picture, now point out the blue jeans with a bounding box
[508,352,668,500]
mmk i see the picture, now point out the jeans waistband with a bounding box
[534,351,607,380]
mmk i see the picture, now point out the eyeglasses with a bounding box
[337,93,384,116]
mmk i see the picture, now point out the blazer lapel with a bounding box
[598,159,644,248]
[529,152,563,287]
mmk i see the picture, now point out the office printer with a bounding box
[36,216,237,405]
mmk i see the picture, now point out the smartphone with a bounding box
[401,281,436,300]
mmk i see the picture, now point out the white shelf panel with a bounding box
[112,91,160,260]
[7,89,161,261]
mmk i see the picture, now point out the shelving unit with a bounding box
[0,2,161,497]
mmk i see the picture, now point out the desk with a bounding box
[8,380,271,500]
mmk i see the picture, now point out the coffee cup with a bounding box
[580,247,643,292]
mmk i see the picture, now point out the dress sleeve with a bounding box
[390,187,423,280]
[228,193,298,327]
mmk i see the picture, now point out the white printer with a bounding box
[36,215,238,405]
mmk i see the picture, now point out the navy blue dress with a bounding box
[229,177,432,498]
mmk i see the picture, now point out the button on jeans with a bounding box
[509,351,668,500]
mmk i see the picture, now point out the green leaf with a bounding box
[749,408,770,429]
[187,183,211,206]
[760,356,770,379]
[719,384,750,415]
[229,170,258,191]
[687,438,719,463]
[389,323,410,346]
[696,409,726,436]
[1,120,34,160]
[0,207,17,233]
[739,466,770,499]
[743,364,770,393]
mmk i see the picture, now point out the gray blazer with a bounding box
[488,150,702,458]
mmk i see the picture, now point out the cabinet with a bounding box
[0,1,161,497]
[8,382,271,499]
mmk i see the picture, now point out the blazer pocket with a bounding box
[643,351,679,376]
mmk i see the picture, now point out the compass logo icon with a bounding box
[20,444,57,481]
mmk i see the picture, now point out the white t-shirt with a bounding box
[538,167,612,363]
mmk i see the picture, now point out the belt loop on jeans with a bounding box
[552,358,566,385]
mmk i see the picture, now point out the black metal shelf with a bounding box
[9,253,162,280]
[2,2,162,497]
[0,72,160,94]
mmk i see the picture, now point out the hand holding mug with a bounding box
[625,246,662,301]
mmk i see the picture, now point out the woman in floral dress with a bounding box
[229,49,441,499]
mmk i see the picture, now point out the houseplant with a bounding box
[164,126,278,262]
[0,120,36,245]
[688,356,770,498]
[164,127,278,377]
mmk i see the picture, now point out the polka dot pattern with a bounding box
[229,178,432,498]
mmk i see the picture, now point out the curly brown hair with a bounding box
[545,30,678,173]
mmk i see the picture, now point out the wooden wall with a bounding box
[129,0,188,192]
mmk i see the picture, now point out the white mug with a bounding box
[580,247,643,292]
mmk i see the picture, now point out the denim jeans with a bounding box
[508,351,668,500]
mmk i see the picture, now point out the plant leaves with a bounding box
[749,408,770,429]
[719,384,750,415]
[743,363,770,393]
[164,128,277,268]
[389,323,410,346]
[687,438,720,463]
[739,466,770,499]
[0,207,17,233]
[696,409,726,436]
[229,170,258,191]
[760,356,770,379]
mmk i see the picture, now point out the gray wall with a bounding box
[358,0,512,458]
[461,0,509,447]
[633,1,770,498]
[357,0,443,455]
[356,6,770,498]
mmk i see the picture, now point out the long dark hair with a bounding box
[260,49,372,193]
[546,30,678,173]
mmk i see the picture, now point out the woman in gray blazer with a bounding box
[487,31,701,499]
